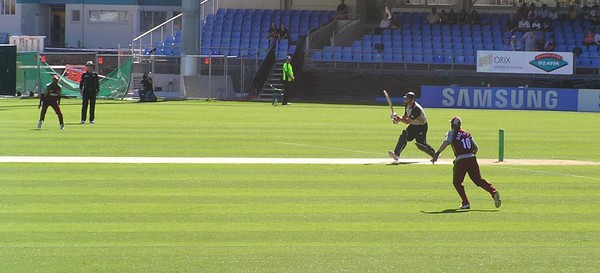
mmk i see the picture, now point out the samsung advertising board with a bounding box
[476,51,574,75]
[420,86,579,111]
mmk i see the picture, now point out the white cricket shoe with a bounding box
[388,150,399,161]
[90,120,95,124]
[80,120,85,124]
[60,124,65,130]
[459,204,470,210]
[37,120,43,129]
[493,192,501,208]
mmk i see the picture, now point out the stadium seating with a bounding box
[311,11,600,68]
[148,8,335,58]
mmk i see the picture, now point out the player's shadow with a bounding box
[420,209,499,214]
[386,161,419,165]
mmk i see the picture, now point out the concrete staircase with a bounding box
[255,60,284,102]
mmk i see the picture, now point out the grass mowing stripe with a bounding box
[1,100,600,272]
[275,142,382,155]
[499,165,600,181]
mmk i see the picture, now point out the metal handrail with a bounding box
[131,0,219,56]
[132,14,182,44]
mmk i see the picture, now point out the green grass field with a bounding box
[1,99,599,272]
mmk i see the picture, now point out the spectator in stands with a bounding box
[278,23,289,39]
[439,9,448,24]
[590,5,600,26]
[531,18,542,30]
[335,0,349,20]
[583,29,595,46]
[567,5,578,21]
[540,19,551,32]
[535,35,546,51]
[593,30,600,45]
[379,13,391,28]
[518,16,531,32]
[268,22,279,40]
[470,10,481,25]
[581,5,592,21]
[522,29,537,51]
[544,34,556,51]
[383,0,392,20]
[517,3,529,19]
[505,14,518,33]
[527,3,537,22]
[548,8,559,21]
[427,7,441,24]
[447,9,457,25]
[502,37,512,51]
[390,13,401,29]
[457,9,469,25]
[538,4,550,21]
[510,35,523,51]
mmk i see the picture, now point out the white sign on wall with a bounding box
[577,89,600,112]
[476,50,574,75]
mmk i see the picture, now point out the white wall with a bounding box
[0,14,20,34]
[65,4,180,49]
[18,4,48,37]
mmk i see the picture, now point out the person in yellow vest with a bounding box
[282,55,295,105]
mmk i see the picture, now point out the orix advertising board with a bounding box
[476,51,574,75]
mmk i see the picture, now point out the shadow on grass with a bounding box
[387,161,419,165]
[420,209,499,214]
[363,161,419,166]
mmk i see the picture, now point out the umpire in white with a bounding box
[389,91,436,161]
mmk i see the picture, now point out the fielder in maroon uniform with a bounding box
[431,116,501,209]
[37,75,65,130]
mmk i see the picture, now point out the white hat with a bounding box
[85,61,94,66]
[286,55,292,60]
[403,91,416,99]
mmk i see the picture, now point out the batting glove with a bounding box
[390,112,397,121]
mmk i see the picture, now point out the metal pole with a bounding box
[225,55,228,99]
[208,54,212,99]
[498,129,505,162]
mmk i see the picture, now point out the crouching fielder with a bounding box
[431,116,501,210]
[37,75,65,130]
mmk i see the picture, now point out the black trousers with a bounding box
[393,123,433,156]
[282,80,292,105]
[81,92,96,122]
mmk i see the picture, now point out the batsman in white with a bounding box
[388,91,436,161]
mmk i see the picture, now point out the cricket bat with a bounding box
[383,90,394,114]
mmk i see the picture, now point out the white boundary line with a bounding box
[0,156,598,166]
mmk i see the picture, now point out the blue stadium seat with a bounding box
[342,47,353,62]
[313,51,322,61]
[464,55,476,65]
